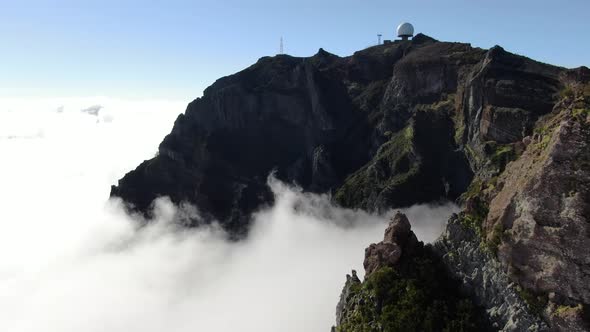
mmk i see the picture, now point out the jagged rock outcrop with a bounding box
[334,270,361,327]
[334,212,486,332]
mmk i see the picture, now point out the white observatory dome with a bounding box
[397,22,414,38]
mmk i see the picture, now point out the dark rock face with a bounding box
[483,84,590,331]
[113,35,555,232]
[435,215,548,331]
[383,211,411,244]
[363,242,402,276]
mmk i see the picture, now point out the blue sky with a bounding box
[1,0,588,101]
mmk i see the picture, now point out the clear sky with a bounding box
[1,0,589,101]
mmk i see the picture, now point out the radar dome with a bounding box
[397,22,414,38]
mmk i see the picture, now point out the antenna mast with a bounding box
[280,37,284,54]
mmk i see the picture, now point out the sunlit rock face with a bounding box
[482,73,590,331]
[436,70,590,331]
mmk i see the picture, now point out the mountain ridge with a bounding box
[110,34,502,230]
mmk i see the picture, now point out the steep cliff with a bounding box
[111,35,480,233]
[334,67,589,331]
[435,72,590,331]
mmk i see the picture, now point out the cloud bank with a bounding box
[0,98,458,332]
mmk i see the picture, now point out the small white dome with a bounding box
[397,22,414,37]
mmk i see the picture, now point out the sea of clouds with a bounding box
[0,97,458,332]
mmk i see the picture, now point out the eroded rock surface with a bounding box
[111,36,567,237]
[435,215,548,331]
[484,80,590,331]
[364,212,418,275]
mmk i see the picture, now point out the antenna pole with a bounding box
[280,37,284,54]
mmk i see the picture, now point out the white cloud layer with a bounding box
[0,98,458,332]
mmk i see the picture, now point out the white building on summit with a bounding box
[396,22,414,40]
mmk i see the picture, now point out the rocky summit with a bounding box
[111,34,590,330]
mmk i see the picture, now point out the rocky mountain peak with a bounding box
[364,212,420,276]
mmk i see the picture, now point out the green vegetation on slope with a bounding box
[337,253,483,332]
[334,124,418,209]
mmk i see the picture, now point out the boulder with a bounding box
[363,212,421,276]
